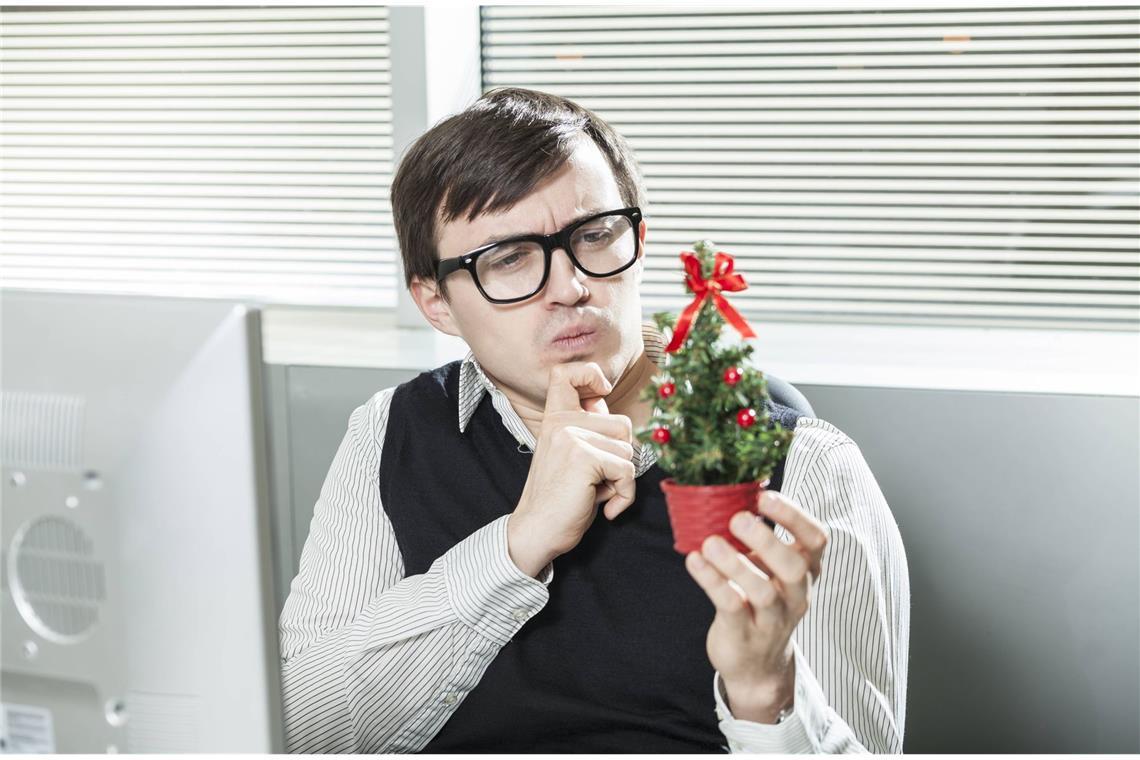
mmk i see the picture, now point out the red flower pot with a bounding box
[660,477,772,555]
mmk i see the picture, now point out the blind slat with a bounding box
[0,7,389,24]
[3,97,393,110]
[0,256,396,276]
[1,195,390,212]
[2,170,395,183]
[3,20,389,36]
[641,242,1138,265]
[3,230,394,251]
[639,283,1138,307]
[3,243,394,263]
[0,124,393,137]
[4,147,394,160]
[486,65,1136,84]
[641,229,1137,250]
[2,72,392,85]
[485,52,1140,70]
[1,32,390,49]
[644,259,1134,279]
[483,22,1140,44]
[0,58,391,72]
[482,6,1137,25]
[0,183,391,199]
[5,85,392,97]
[4,110,390,123]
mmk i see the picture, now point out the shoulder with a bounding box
[343,386,399,456]
[348,359,464,450]
[788,416,858,458]
[782,416,892,524]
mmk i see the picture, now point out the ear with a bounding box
[409,275,462,337]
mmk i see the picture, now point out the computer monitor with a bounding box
[0,289,284,753]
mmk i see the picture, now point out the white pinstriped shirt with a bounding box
[278,323,910,753]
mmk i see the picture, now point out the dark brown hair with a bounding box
[390,87,647,299]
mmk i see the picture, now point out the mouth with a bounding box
[550,329,598,352]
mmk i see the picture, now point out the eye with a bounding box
[578,224,616,245]
[489,249,529,270]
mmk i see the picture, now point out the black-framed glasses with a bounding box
[433,206,643,304]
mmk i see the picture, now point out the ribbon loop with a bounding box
[665,250,756,353]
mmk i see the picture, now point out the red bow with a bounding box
[665,250,757,353]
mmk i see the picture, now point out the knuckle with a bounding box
[748,523,772,546]
[546,411,570,432]
[570,434,591,458]
[755,586,779,608]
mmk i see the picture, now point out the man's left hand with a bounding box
[684,489,829,723]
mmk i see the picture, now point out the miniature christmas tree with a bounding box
[636,240,795,554]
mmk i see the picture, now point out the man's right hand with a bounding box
[507,361,637,578]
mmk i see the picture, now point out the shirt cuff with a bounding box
[444,513,553,646]
[714,639,832,753]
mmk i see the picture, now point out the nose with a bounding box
[542,246,589,305]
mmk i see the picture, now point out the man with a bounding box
[278,87,910,753]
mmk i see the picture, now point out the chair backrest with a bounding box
[764,372,816,420]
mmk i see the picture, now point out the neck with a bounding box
[504,350,661,442]
[604,349,659,431]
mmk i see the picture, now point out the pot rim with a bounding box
[660,476,771,491]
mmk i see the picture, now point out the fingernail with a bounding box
[731,512,752,532]
[761,491,778,508]
[688,552,706,570]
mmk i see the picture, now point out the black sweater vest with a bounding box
[377,361,800,753]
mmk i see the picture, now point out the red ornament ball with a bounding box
[658,382,676,399]
[736,408,758,428]
[723,366,744,386]
[651,427,672,444]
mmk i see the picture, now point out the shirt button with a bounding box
[441,692,458,705]
[511,607,530,621]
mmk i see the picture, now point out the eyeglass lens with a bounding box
[473,213,636,301]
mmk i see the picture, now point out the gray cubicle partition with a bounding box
[263,360,1139,754]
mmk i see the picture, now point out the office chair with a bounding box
[763,372,816,420]
[755,372,815,493]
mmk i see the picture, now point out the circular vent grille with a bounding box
[8,516,106,644]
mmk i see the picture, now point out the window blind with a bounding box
[481,5,1140,331]
[1,6,396,307]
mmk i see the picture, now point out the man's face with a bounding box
[415,136,648,409]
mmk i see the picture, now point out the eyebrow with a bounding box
[474,207,608,249]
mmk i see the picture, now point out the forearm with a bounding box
[280,514,552,753]
[281,608,496,752]
[715,434,909,754]
[281,563,462,753]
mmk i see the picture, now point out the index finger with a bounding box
[544,362,613,414]
[757,490,829,578]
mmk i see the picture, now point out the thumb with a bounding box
[544,362,613,414]
[582,396,609,414]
